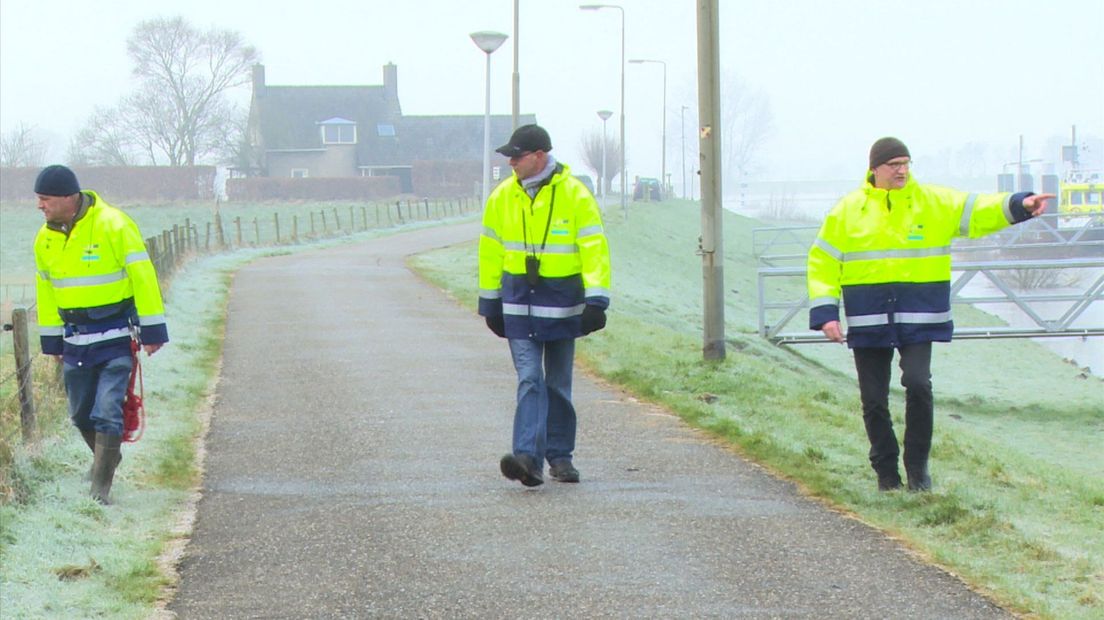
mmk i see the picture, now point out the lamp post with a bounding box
[628,58,666,198]
[470,30,509,207]
[580,4,626,218]
[597,109,613,200]
[680,105,688,198]
[512,0,520,130]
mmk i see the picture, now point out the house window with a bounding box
[321,124,356,144]
[291,168,309,178]
[377,123,396,137]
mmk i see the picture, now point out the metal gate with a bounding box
[755,214,1104,344]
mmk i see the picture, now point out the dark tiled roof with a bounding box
[377,114,537,166]
[259,85,397,152]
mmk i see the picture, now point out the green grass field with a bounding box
[1,197,1100,618]
[0,197,475,305]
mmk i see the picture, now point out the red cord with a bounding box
[122,339,145,443]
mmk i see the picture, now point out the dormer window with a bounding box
[318,117,357,145]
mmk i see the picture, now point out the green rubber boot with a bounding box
[90,433,122,505]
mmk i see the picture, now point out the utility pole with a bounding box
[512,0,520,130]
[681,104,688,198]
[1018,134,1024,192]
[697,0,724,360]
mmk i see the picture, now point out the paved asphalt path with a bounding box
[167,222,1011,619]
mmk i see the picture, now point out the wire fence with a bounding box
[0,195,478,451]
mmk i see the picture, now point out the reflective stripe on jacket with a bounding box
[35,190,169,365]
[478,163,611,341]
[806,174,1033,348]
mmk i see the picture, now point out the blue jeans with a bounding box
[508,338,577,467]
[63,355,134,436]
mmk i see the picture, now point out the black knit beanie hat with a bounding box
[34,165,81,196]
[868,137,910,170]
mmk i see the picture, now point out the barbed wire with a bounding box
[0,355,36,394]
[0,301,41,387]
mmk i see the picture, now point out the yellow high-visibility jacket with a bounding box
[807,173,1034,348]
[35,190,168,365]
[479,163,611,341]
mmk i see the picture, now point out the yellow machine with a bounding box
[1059,177,1103,214]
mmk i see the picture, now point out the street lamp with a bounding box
[597,109,613,200]
[512,0,520,130]
[680,105,688,198]
[470,30,509,207]
[628,58,666,198]
[580,3,626,218]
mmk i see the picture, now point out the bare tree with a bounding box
[123,16,258,165]
[720,71,773,188]
[67,106,135,166]
[1,123,49,167]
[578,130,623,196]
[954,141,990,178]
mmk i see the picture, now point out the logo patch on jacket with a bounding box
[82,244,100,261]
[907,224,925,241]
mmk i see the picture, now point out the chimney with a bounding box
[383,62,398,102]
[252,64,266,99]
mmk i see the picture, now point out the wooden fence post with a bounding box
[235,217,243,246]
[274,212,281,244]
[215,210,226,249]
[293,215,299,242]
[11,308,36,443]
[253,217,260,245]
[147,237,160,273]
[333,207,341,232]
[161,230,171,270]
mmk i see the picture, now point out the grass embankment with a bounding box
[410,199,1104,620]
[0,252,233,618]
[0,194,474,617]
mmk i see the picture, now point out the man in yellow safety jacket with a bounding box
[806,138,1051,492]
[478,124,611,487]
[33,165,169,504]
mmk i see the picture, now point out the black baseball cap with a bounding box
[495,124,552,157]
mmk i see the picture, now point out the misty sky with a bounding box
[2,0,1101,184]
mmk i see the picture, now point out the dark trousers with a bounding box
[853,343,933,475]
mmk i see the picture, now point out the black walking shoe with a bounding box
[877,472,903,492]
[500,454,544,487]
[548,460,580,483]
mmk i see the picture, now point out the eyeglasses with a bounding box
[882,159,911,171]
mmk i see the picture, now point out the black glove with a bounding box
[485,314,506,338]
[580,305,607,335]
